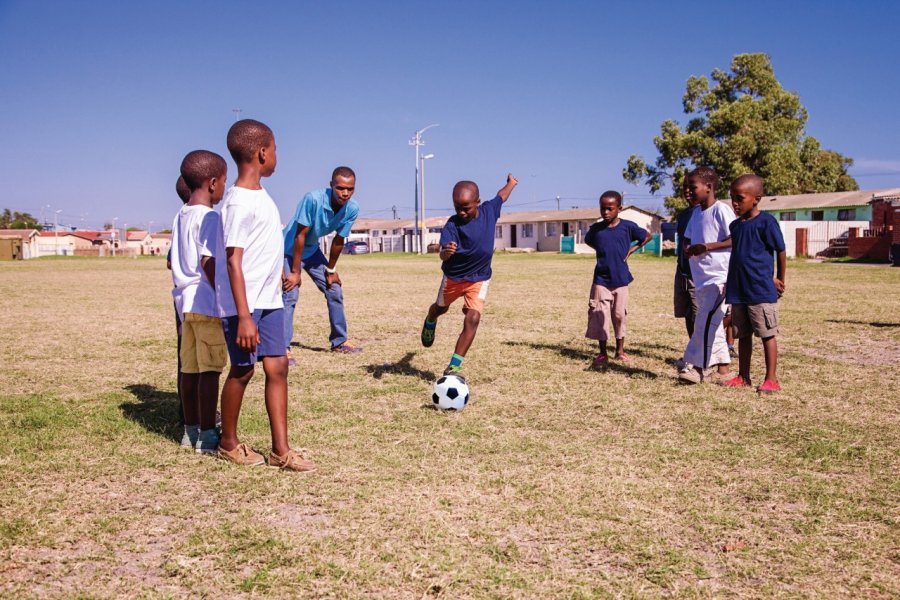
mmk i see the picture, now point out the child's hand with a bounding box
[440,242,458,260]
[236,315,259,352]
[686,243,708,257]
[774,277,785,296]
[507,173,519,187]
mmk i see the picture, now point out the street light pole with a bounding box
[420,153,435,255]
[112,217,118,257]
[409,124,438,253]
[54,209,61,255]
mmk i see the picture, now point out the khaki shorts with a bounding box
[180,312,227,373]
[731,303,779,339]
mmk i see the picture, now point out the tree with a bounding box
[0,208,42,230]
[623,53,858,214]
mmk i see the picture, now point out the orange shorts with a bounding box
[436,276,490,313]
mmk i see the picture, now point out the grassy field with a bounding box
[1,253,898,598]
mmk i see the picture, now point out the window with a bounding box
[811,211,824,221]
[371,230,380,237]
[780,212,796,221]
[545,222,558,236]
[495,225,503,239]
[522,224,534,238]
[837,209,856,221]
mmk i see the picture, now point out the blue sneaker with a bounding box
[195,428,220,455]
[180,425,199,450]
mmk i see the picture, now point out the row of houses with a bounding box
[0,229,172,259]
[352,206,663,254]
[3,188,897,261]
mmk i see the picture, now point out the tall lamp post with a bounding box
[409,123,438,253]
[112,217,118,257]
[54,209,62,255]
[420,153,435,254]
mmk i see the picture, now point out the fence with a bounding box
[777,221,869,257]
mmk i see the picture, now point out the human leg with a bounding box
[682,283,729,380]
[282,256,299,352]
[262,355,290,456]
[304,251,350,349]
[585,284,613,358]
[610,286,629,360]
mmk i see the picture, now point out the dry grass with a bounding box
[1,254,898,598]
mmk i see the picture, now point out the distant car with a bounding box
[343,240,369,255]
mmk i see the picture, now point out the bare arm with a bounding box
[687,238,731,256]
[774,250,787,295]
[283,225,309,292]
[497,173,519,202]
[626,231,654,260]
[226,247,258,352]
[325,235,345,288]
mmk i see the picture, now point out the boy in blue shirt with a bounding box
[282,167,361,358]
[584,191,652,366]
[721,174,786,393]
[420,174,518,375]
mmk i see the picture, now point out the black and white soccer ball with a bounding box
[432,375,470,411]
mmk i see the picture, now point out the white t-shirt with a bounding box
[685,200,736,288]
[170,204,226,319]
[218,186,284,316]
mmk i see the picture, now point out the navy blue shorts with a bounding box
[222,308,286,367]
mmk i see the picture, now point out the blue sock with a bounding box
[449,353,464,368]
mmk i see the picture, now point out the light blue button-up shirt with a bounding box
[283,188,359,260]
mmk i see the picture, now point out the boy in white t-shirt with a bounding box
[217,119,316,473]
[678,167,735,384]
[171,151,229,453]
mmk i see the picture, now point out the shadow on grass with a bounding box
[291,342,329,353]
[825,319,900,329]
[504,340,660,379]
[121,384,182,443]
[365,352,436,383]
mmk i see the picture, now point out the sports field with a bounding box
[1,254,898,598]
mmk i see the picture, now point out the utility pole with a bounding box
[556,195,561,211]
[409,124,438,253]
[232,108,243,122]
[54,209,61,255]
[391,205,398,220]
[421,154,435,254]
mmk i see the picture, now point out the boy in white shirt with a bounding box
[170,151,228,453]
[217,119,316,473]
[678,167,735,384]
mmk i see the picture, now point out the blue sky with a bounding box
[1,0,898,231]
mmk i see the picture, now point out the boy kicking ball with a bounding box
[421,174,518,375]
[720,174,786,393]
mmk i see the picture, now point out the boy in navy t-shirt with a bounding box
[721,174,786,393]
[584,191,652,366]
[420,174,518,375]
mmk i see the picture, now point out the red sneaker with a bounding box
[720,376,751,388]
[592,354,609,367]
[757,380,781,394]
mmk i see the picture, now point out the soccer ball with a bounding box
[432,375,470,411]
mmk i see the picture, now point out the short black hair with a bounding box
[180,150,227,191]
[332,166,356,181]
[227,119,274,164]
[453,180,479,200]
[175,175,191,203]
[688,166,719,191]
[599,190,623,207]
[731,173,765,197]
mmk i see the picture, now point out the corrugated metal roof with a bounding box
[760,188,900,211]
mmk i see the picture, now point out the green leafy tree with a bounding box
[623,53,858,214]
[1,208,42,230]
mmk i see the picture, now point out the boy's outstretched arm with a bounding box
[497,173,519,202]
[774,249,787,295]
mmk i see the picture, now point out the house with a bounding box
[495,206,662,252]
[0,229,39,259]
[759,188,900,257]
[124,230,154,255]
[847,191,900,262]
[148,232,172,257]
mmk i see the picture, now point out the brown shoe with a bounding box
[332,340,363,354]
[268,448,317,473]
[217,442,265,466]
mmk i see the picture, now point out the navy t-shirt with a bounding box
[440,195,503,282]
[726,211,785,304]
[584,218,648,288]
[676,206,697,278]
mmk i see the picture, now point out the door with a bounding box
[510,224,517,248]
[562,222,570,236]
